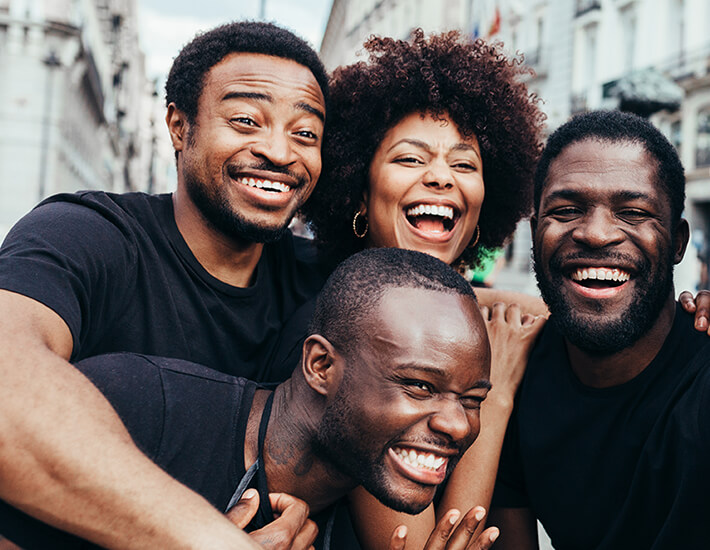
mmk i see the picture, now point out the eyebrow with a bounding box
[396,364,492,390]
[543,188,654,204]
[389,139,479,157]
[221,91,325,122]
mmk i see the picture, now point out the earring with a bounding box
[352,211,368,239]
[469,225,480,248]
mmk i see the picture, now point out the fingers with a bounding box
[678,290,696,312]
[225,488,260,529]
[468,527,500,549]
[388,525,408,550]
[249,493,315,550]
[691,290,710,334]
[445,506,486,549]
[423,509,462,550]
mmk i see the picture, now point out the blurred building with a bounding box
[320,0,710,292]
[0,0,171,239]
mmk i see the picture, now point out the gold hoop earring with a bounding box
[469,225,480,248]
[352,211,368,239]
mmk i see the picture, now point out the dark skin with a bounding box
[238,287,500,549]
[491,139,690,549]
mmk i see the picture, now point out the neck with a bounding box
[566,295,677,388]
[172,186,263,287]
[246,380,356,514]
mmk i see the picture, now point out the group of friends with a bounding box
[0,20,708,550]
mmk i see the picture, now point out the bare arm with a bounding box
[0,290,261,549]
[487,508,538,550]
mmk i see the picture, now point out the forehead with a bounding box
[381,111,480,149]
[200,52,325,111]
[542,139,664,204]
[363,286,490,383]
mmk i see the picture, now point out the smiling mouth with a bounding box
[569,267,631,289]
[234,176,292,193]
[405,204,458,234]
[388,445,450,486]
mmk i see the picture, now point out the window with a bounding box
[619,5,636,72]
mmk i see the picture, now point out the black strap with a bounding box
[255,391,275,524]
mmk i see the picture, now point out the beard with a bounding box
[311,371,462,515]
[533,246,675,356]
[183,150,304,244]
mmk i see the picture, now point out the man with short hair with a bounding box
[1,248,499,550]
[0,22,329,548]
[490,110,710,549]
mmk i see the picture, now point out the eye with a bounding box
[403,379,435,398]
[548,206,582,220]
[618,208,652,223]
[460,395,485,410]
[394,156,424,166]
[294,129,319,141]
[451,161,477,172]
[230,116,258,127]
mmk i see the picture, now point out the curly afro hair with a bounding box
[165,21,328,124]
[302,29,545,268]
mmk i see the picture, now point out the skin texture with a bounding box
[0,52,326,550]
[168,52,325,287]
[364,112,485,266]
[491,139,690,549]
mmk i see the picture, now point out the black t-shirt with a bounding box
[0,354,357,549]
[0,191,326,382]
[493,303,710,549]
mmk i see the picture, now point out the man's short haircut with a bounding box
[165,21,329,123]
[308,247,477,357]
[534,110,685,224]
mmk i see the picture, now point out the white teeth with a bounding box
[406,204,454,220]
[394,447,447,471]
[570,267,631,282]
[238,177,290,193]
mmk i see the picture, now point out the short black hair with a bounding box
[302,29,545,269]
[165,21,329,123]
[308,247,477,357]
[534,110,685,224]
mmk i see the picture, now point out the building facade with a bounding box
[0,0,170,238]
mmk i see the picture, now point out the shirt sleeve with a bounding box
[74,353,165,460]
[492,406,530,508]
[0,197,137,359]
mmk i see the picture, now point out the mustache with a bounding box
[225,161,306,187]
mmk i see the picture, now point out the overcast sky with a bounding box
[137,0,333,82]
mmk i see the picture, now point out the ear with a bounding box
[166,102,189,153]
[359,190,369,218]
[673,218,690,264]
[302,334,342,397]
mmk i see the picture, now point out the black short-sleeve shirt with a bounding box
[0,191,326,381]
[493,304,710,549]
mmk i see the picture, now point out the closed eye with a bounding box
[548,206,583,220]
[451,162,477,172]
[618,209,652,223]
[394,156,424,165]
[460,395,485,410]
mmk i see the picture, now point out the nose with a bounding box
[250,129,296,167]
[427,398,474,444]
[422,158,454,190]
[572,208,624,249]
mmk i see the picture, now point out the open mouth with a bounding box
[234,176,292,193]
[388,445,450,485]
[569,267,631,289]
[404,204,458,235]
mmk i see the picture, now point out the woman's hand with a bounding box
[479,302,546,405]
[388,507,499,550]
[679,290,710,335]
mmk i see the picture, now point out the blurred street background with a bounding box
[1,0,709,294]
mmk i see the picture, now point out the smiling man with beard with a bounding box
[0,248,499,550]
[0,21,331,549]
[490,111,710,550]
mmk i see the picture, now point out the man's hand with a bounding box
[227,492,318,550]
[388,507,499,550]
[679,290,710,334]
